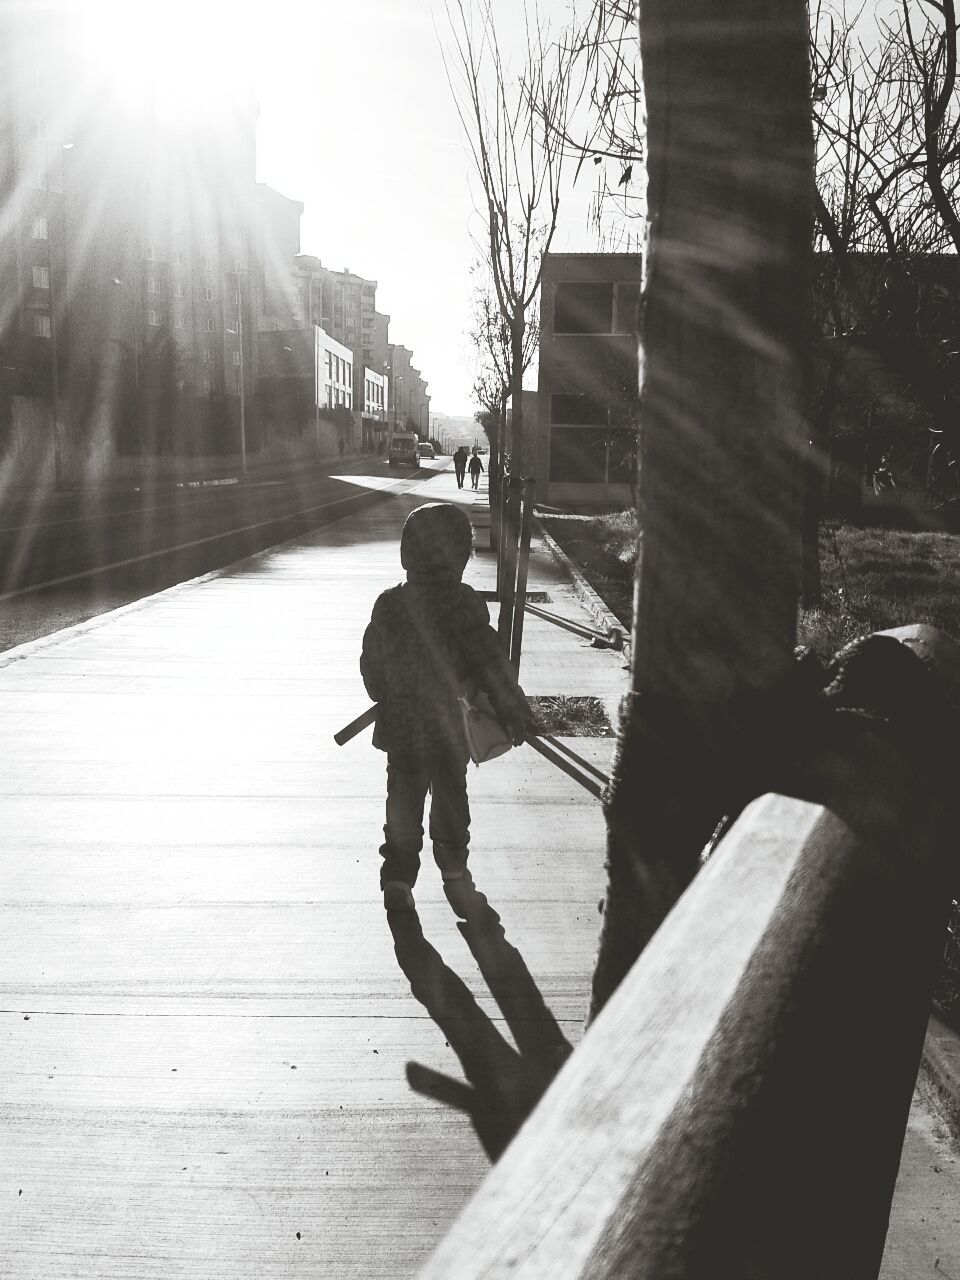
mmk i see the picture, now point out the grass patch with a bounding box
[798,522,960,658]
[538,511,638,628]
[541,512,960,1025]
[528,695,615,737]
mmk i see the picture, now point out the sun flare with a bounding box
[75,0,257,124]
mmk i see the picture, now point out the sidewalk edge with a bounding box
[0,519,349,670]
[921,1010,960,1140]
[534,517,630,650]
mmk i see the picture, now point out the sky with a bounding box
[250,0,602,417]
[75,0,625,418]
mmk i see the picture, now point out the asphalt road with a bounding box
[0,457,441,651]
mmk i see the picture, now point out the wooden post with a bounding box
[509,476,534,669]
[591,0,812,1015]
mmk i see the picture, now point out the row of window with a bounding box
[552,281,641,336]
[144,247,243,272]
[29,305,239,367]
[548,425,637,485]
[324,350,352,385]
[147,278,240,303]
[146,311,223,333]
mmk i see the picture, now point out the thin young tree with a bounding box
[468,267,540,545]
[443,0,569,648]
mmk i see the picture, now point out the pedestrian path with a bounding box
[1,460,956,1277]
[0,461,626,1278]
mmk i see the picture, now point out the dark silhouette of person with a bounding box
[454,446,468,488]
[468,451,484,490]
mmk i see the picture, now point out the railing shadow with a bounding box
[388,879,572,1161]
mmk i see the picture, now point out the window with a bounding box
[199,254,209,269]
[202,377,212,395]
[174,281,185,297]
[548,425,637,485]
[205,317,215,332]
[147,277,157,294]
[549,427,607,483]
[174,312,185,329]
[174,250,184,266]
[148,309,161,326]
[232,350,241,366]
[233,258,242,273]
[204,286,215,301]
[145,245,156,261]
[325,352,332,379]
[33,313,51,338]
[31,216,48,240]
[553,281,614,334]
[550,392,606,425]
[202,349,213,364]
[614,283,641,334]
[32,265,49,289]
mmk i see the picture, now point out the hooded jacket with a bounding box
[360,572,530,762]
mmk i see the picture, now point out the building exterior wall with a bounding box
[0,9,428,471]
[386,342,414,427]
[536,252,642,507]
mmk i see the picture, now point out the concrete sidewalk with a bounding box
[2,460,957,1277]
[0,462,623,1278]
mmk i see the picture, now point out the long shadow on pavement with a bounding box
[388,881,572,1161]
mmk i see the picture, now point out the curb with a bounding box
[533,516,630,653]
[921,1010,960,1140]
[0,466,441,669]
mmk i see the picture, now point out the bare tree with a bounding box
[552,0,645,247]
[811,0,960,474]
[468,265,540,539]
[443,0,569,646]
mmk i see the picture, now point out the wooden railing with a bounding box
[420,630,958,1277]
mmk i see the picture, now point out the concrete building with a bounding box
[294,258,379,417]
[258,325,355,454]
[535,252,642,507]
[386,342,415,429]
[0,5,265,463]
[362,365,388,451]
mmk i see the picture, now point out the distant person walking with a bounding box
[453,446,468,489]
[468,450,484,490]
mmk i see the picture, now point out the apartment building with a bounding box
[386,342,415,428]
[258,324,355,452]
[361,366,388,450]
[0,8,430,468]
[535,252,642,506]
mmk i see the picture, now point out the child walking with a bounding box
[360,501,533,912]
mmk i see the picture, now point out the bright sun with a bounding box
[75,0,257,123]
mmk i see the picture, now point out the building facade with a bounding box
[535,252,642,507]
[0,7,432,472]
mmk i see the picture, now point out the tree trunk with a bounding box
[488,412,501,553]
[591,0,812,1018]
[497,320,526,655]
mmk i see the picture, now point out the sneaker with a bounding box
[383,881,416,912]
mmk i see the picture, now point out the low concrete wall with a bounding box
[421,784,954,1278]
[0,396,362,489]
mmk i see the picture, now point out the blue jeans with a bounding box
[380,755,470,888]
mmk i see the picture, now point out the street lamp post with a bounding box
[234,267,247,477]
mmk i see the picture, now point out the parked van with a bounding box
[388,432,419,467]
[417,441,436,460]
